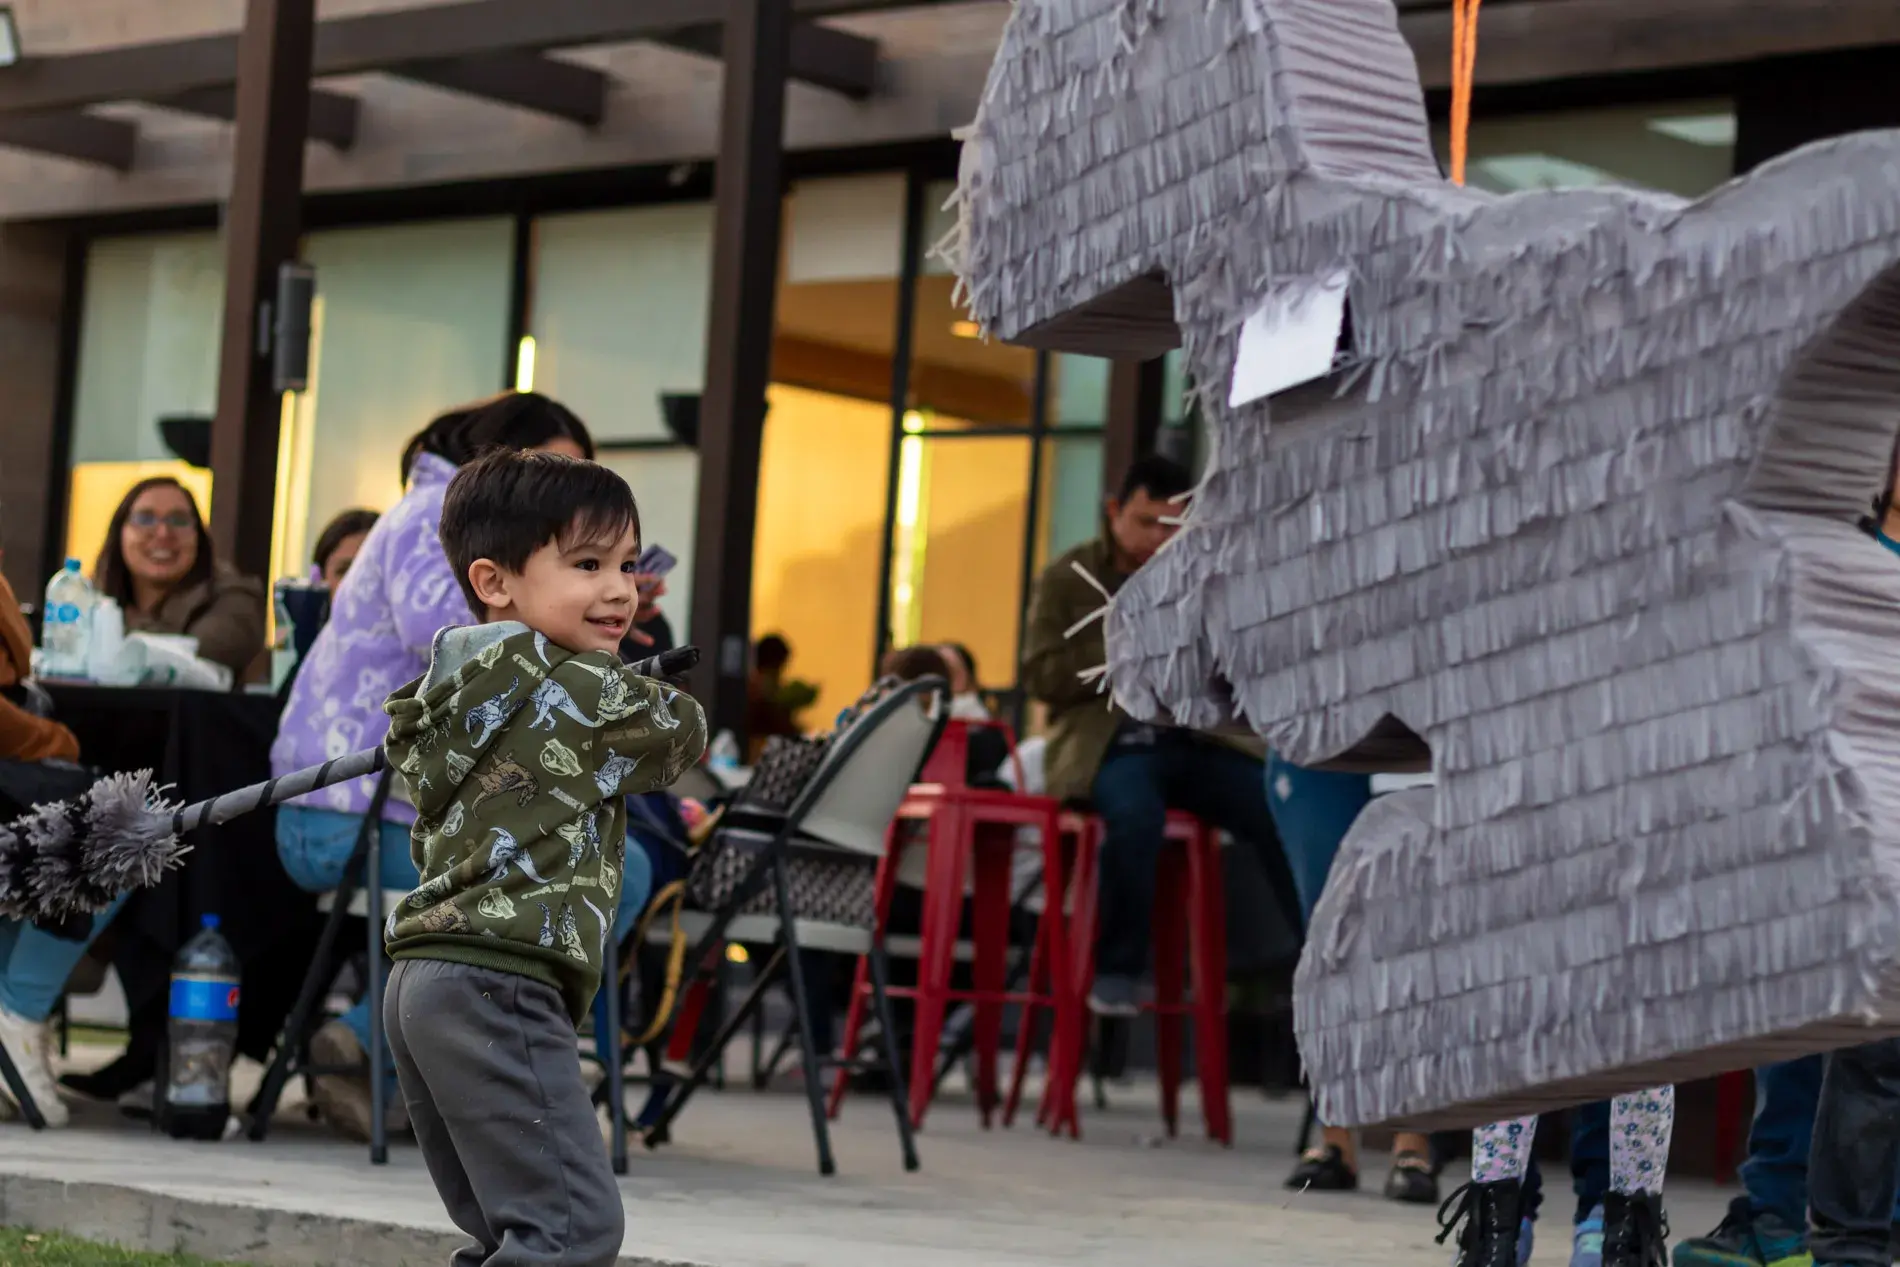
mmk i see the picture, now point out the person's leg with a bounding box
[1197,750,1436,1191]
[278,807,420,1141]
[392,959,624,1266]
[1676,1059,1820,1267]
[1087,749,1168,1013]
[1810,1038,1900,1267]
[0,894,129,1127]
[1442,1117,1538,1266]
[384,961,494,1267]
[1603,1086,1674,1267]
[1262,753,1372,920]
[1570,1100,1611,1267]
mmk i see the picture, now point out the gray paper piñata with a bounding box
[951,0,1900,1128]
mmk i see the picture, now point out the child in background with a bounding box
[381,450,707,1266]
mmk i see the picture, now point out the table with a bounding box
[44,683,323,1090]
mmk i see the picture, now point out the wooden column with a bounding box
[688,0,793,745]
[209,0,315,581]
[0,225,77,599]
[1101,356,1166,496]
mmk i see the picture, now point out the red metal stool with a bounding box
[828,720,1067,1130]
[1039,808,1232,1144]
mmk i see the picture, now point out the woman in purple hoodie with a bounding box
[269,392,596,1140]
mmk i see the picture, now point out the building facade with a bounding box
[2,0,1897,731]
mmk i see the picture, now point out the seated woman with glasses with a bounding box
[93,478,266,677]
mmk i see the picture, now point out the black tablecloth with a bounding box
[44,684,322,1080]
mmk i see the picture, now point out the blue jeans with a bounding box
[1740,1055,1825,1229]
[1263,754,1372,923]
[277,807,654,1067]
[0,895,128,1023]
[1090,736,1282,979]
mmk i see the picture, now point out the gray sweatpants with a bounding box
[385,959,624,1267]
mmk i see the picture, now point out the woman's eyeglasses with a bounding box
[128,510,195,532]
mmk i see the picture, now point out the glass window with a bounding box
[1048,354,1110,428]
[66,232,223,569]
[908,180,1036,428]
[530,203,717,635]
[1036,433,1106,568]
[757,176,907,721]
[529,204,714,443]
[889,429,1033,683]
[1440,100,1737,197]
[285,217,514,579]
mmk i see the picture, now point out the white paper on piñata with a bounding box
[948,0,1900,1129]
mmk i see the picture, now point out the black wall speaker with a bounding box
[157,415,212,469]
[273,261,316,394]
[659,393,700,448]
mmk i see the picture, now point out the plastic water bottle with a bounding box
[160,915,240,1141]
[707,729,741,774]
[39,559,94,678]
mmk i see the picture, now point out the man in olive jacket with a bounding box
[1023,455,1287,1015]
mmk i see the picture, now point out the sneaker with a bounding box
[1605,1191,1670,1267]
[309,1020,377,1143]
[1088,974,1140,1018]
[1673,1201,1811,1267]
[1574,1204,1605,1267]
[1285,1144,1358,1192]
[1384,1150,1440,1204]
[0,1006,68,1127]
[1437,1179,1526,1267]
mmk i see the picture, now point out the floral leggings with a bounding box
[1471,1086,1674,1196]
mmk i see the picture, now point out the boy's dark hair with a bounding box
[440,450,640,615]
[1116,454,1192,504]
[400,392,596,484]
[313,507,379,572]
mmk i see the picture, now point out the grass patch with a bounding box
[0,1228,240,1266]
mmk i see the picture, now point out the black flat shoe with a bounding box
[1285,1144,1358,1192]
[1385,1150,1440,1204]
[1437,1179,1525,1267]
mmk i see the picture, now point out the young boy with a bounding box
[381,448,706,1266]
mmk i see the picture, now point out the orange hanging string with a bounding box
[1448,0,1482,185]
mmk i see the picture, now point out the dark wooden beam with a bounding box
[1402,0,1900,90]
[0,224,76,598]
[209,0,316,583]
[1101,357,1165,498]
[0,0,906,118]
[394,52,607,125]
[148,84,359,149]
[660,22,878,99]
[689,0,792,747]
[0,112,136,170]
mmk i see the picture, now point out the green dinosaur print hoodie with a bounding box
[381,621,707,1023]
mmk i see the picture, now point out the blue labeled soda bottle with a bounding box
[160,914,240,1140]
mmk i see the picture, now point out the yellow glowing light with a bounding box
[949,319,981,339]
[901,408,926,435]
[726,943,749,964]
[514,335,537,393]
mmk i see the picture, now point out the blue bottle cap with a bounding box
[201,914,220,930]
[63,558,80,572]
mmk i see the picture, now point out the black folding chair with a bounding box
[639,677,950,1175]
[248,769,397,1162]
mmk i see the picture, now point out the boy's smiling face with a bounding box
[466,519,642,655]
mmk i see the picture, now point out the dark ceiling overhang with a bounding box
[0,0,893,169]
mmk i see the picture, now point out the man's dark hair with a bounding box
[400,392,596,484]
[1116,454,1192,504]
[440,449,640,615]
[755,634,791,672]
[1862,430,1900,538]
[312,507,379,573]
